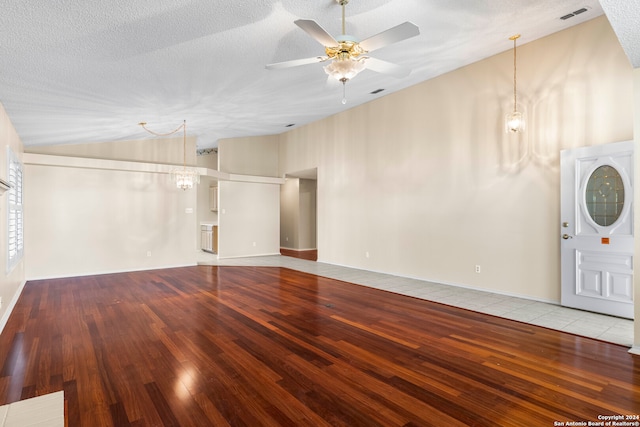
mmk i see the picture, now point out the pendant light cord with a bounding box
[510,34,520,113]
[182,120,187,170]
[138,119,188,170]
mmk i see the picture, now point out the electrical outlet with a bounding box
[475,265,481,273]
[365,251,370,258]
[147,251,152,257]
[253,242,256,247]
[0,296,3,308]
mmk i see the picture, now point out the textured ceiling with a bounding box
[599,0,640,68]
[0,0,631,150]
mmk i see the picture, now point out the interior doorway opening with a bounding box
[280,168,317,261]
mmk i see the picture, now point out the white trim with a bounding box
[577,155,633,235]
[629,346,640,356]
[316,259,559,305]
[227,173,285,185]
[23,154,284,185]
[25,263,197,281]
[0,280,27,335]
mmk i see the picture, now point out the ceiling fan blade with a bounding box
[364,57,412,78]
[359,22,420,53]
[265,56,326,70]
[294,19,338,47]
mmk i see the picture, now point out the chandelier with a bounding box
[505,34,525,133]
[139,120,200,190]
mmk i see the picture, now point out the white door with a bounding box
[560,140,634,319]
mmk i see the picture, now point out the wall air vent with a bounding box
[560,7,589,20]
[370,89,385,94]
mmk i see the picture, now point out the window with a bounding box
[7,147,23,272]
[585,165,625,227]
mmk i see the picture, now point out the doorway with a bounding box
[280,168,318,261]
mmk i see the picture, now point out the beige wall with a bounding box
[280,178,299,249]
[0,103,25,331]
[299,179,317,250]
[218,180,280,258]
[27,135,197,166]
[278,16,634,303]
[197,152,219,227]
[218,135,279,176]
[216,136,281,258]
[24,135,202,279]
[25,161,198,279]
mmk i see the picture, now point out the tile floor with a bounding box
[197,252,635,347]
[0,391,63,427]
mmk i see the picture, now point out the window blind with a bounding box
[7,147,23,272]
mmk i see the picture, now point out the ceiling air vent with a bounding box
[560,7,589,20]
[285,123,295,127]
[370,89,385,94]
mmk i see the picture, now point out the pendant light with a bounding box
[139,120,200,190]
[505,34,525,133]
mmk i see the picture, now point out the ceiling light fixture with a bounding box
[139,120,200,190]
[323,0,368,104]
[505,34,525,134]
[265,0,418,105]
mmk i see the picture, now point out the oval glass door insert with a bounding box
[585,165,625,226]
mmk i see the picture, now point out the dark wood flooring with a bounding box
[1,266,639,426]
[280,248,318,261]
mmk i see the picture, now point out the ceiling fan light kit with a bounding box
[265,0,419,104]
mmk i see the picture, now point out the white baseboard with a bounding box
[25,263,198,282]
[629,345,640,356]
[0,279,27,335]
[316,259,558,305]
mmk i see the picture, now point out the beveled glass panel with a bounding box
[585,165,625,226]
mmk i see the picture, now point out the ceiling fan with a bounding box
[266,0,420,103]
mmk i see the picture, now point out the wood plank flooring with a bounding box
[0,266,639,426]
[280,249,318,261]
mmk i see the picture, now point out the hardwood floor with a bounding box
[280,248,318,261]
[0,266,639,426]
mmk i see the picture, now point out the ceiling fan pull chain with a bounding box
[342,79,347,104]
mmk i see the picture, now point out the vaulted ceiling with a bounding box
[0,1,635,150]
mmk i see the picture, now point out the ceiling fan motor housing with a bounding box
[325,36,367,61]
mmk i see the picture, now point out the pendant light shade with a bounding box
[505,34,525,133]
